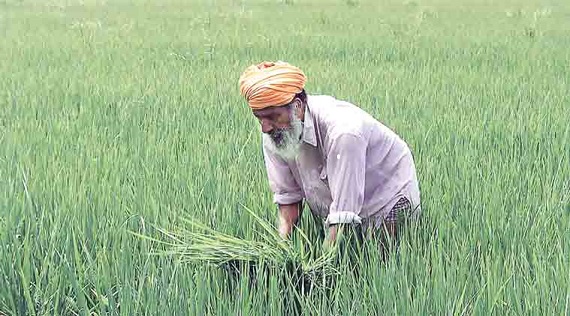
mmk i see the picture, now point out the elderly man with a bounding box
[239,61,421,253]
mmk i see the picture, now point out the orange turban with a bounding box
[239,61,307,110]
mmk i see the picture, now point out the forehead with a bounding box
[252,105,288,117]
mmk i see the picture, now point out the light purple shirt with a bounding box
[262,95,421,227]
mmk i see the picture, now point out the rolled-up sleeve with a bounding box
[325,133,367,224]
[262,146,304,205]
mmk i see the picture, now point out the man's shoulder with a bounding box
[308,94,374,137]
[306,94,337,110]
[307,94,371,119]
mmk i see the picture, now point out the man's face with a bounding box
[253,105,293,145]
[253,101,303,160]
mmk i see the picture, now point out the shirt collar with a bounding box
[301,102,317,147]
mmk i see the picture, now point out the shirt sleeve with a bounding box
[262,145,304,205]
[324,133,367,224]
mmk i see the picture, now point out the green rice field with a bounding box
[1,0,569,314]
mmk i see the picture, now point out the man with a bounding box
[239,61,421,253]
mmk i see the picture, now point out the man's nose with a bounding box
[261,120,274,134]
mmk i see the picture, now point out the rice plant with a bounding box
[0,0,569,315]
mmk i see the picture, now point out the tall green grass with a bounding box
[1,0,569,314]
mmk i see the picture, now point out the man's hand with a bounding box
[323,224,339,250]
[278,216,293,238]
[278,202,302,239]
[323,224,364,258]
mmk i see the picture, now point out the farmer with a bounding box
[239,61,421,255]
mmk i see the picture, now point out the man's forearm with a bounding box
[278,201,302,238]
[326,224,338,244]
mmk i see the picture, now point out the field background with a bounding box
[1,0,569,314]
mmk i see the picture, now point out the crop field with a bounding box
[1,0,569,314]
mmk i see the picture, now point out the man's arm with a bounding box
[324,133,367,244]
[262,140,304,238]
[278,201,303,238]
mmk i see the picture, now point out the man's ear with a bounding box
[293,98,305,121]
[293,98,302,110]
[295,99,306,122]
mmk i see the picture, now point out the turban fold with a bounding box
[239,61,306,110]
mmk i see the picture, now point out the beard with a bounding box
[263,109,303,161]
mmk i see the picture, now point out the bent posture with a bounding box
[239,61,421,253]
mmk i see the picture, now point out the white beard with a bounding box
[263,110,303,161]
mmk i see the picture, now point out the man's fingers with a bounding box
[278,221,293,239]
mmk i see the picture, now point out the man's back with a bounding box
[263,94,421,227]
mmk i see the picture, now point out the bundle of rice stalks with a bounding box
[132,206,339,289]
